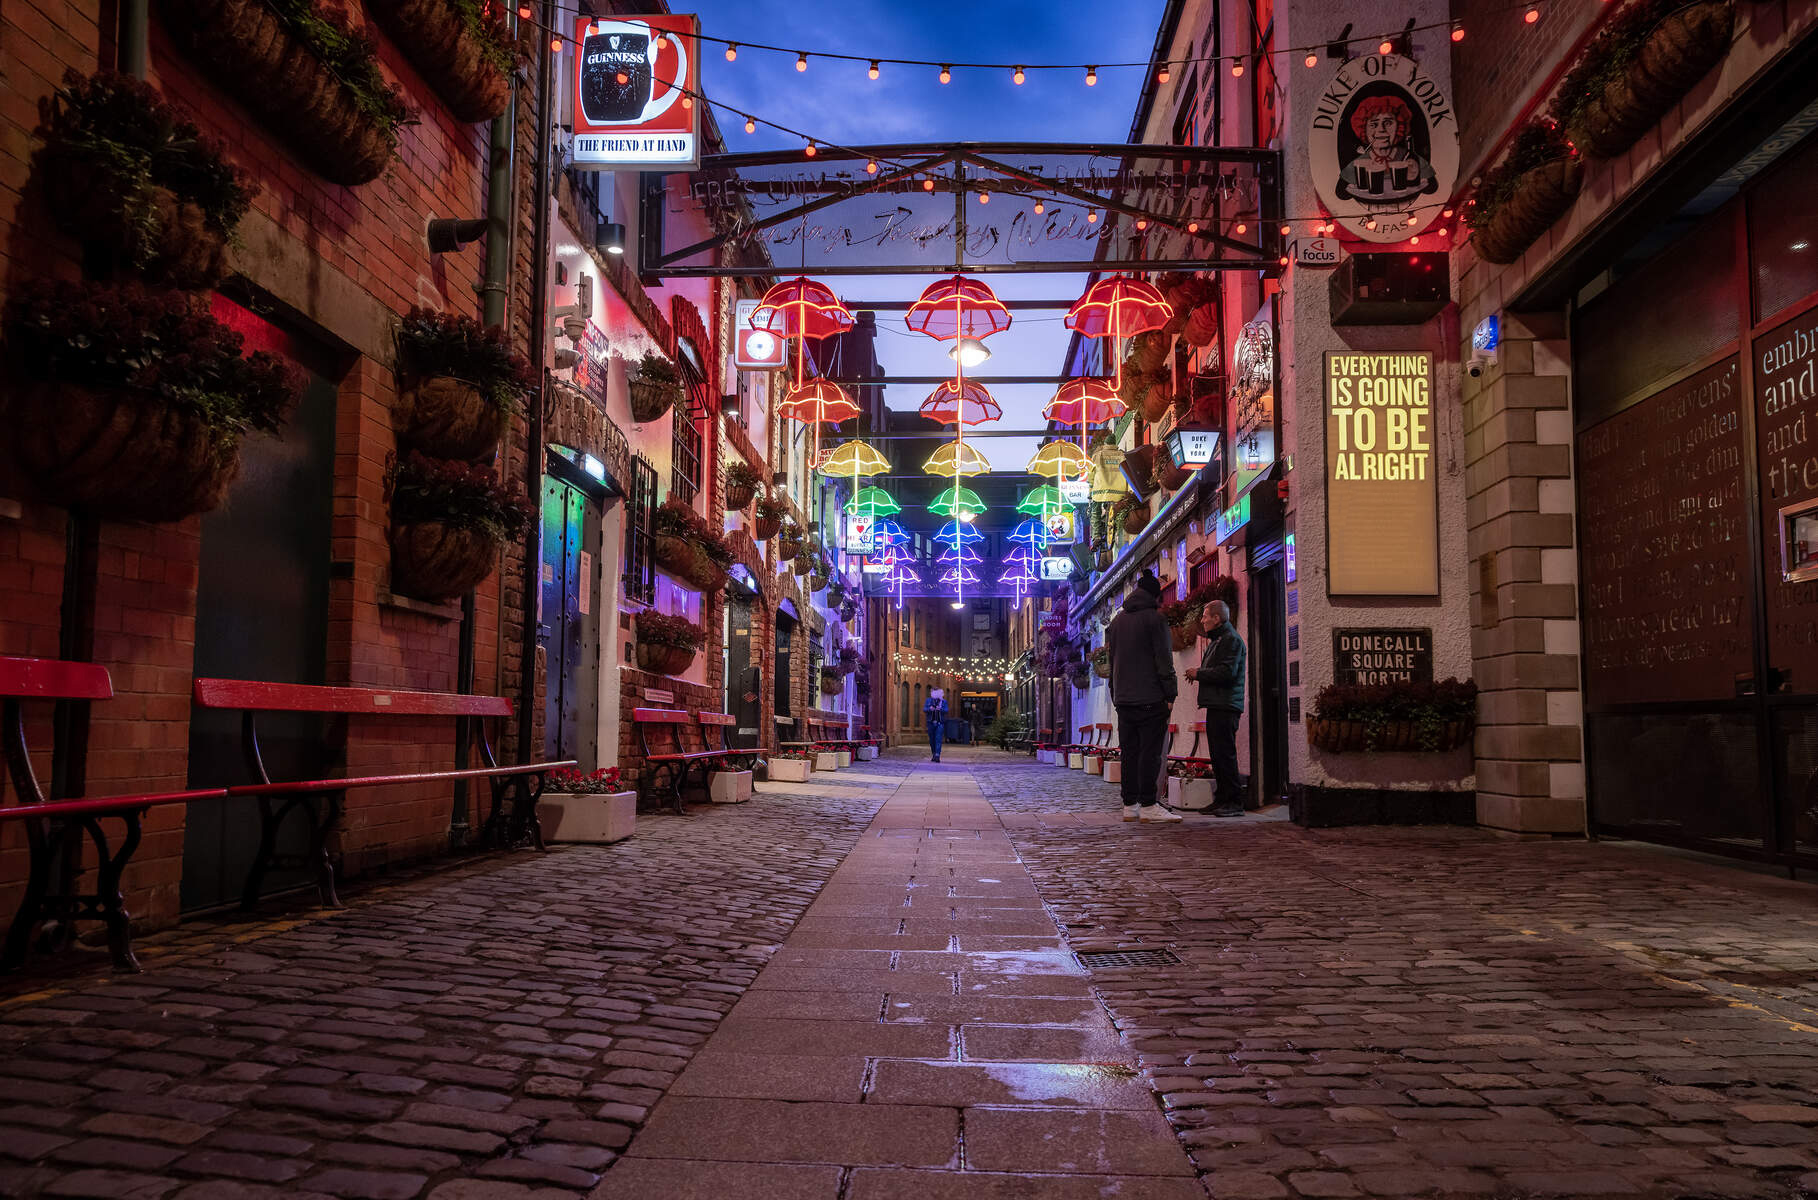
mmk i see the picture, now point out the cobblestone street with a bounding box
[2,749,1817,1199]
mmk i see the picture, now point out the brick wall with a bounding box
[1,0,530,925]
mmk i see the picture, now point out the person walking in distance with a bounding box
[1105,571,1182,823]
[924,687,948,763]
[1186,600,1246,817]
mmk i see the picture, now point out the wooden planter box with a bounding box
[1306,717,1473,754]
[1565,1,1736,160]
[709,770,753,804]
[1472,157,1584,265]
[538,790,635,843]
[769,758,812,783]
[1169,776,1215,811]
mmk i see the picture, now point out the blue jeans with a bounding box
[927,722,944,760]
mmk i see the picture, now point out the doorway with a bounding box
[775,608,796,741]
[182,299,337,912]
[726,591,760,747]
[540,457,605,769]
[1249,560,1290,808]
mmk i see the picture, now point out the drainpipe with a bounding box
[516,0,556,770]
[451,49,519,847]
[121,0,148,78]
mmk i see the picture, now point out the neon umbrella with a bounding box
[780,379,861,426]
[937,544,983,564]
[905,275,1013,341]
[1026,440,1090,479]
[932,520,985,545]
[1043,377,1126,426]
[1017,485,1067,515]
[929,485,987,520]
[919,379,1002,427]
[939,567,981,586]
[819,440,891,477]
[751,276,856,342]
[1007,518,1049,548]
[1065,275,1171,341]
[845,486,901,516]
[883,562,921,609]
[924,440,993,477]
[870,517,911,547]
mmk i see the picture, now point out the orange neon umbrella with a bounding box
[750,276,856,342]
[905,274,1013,341]
[919,378,1002,426]
[779,380,861,425]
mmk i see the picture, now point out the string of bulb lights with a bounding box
[522,0,1564,81]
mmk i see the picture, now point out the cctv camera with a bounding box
[1467,347,1496,379]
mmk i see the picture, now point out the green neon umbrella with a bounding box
[1017,485,1067,515]
[845,486,902,516]
[928,485,987,520]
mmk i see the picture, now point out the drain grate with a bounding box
[1077,948,1181,970]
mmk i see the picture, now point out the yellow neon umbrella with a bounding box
[923,440,993,477]
[1026,440,1090,479]
[819,440,891,477]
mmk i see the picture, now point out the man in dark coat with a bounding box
[1186,600,1246,817]
[1105,570,1182,823]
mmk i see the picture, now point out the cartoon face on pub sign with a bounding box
[1309,55,1459,243]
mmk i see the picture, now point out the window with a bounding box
[624,454,657,603]
[671,338,708,504]
[900,683,910,728]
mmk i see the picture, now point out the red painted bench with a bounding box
[1168,719,1210,766]
[633,709,744,814]
[1084,723,1117,759]
[2,657,229,973]
[191,679,573,912]
[697,712,763,769]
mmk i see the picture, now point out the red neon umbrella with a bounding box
[905,275,1013,341]
[1043,377,1126,426]
[1065,275,1172,340]
[779,379,861,425]
[919,378,1002,427]
[750,276,856,341]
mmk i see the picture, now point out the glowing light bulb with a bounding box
[1279,254,1289,266]
[1451,23,1465,41]
[1364,217,1377,230]
[1136,218,1148,230]
[745,116,756,133]
[1232,59,1244,77]
[923,177,935,191]
[549,34,561,51]
[1437,227,1450,238]
[1380,39,1393,54]
[1187,221,1199,233]
[1158,65,1170,83]
[1280,223,1291,236]
[804,141,817,157]
[1033,200,1044,214]
[1442,207,1454,218]
[866,159,878,175]
[978,191,988,203]
[1525,5,1539,21]
[1087,209,1098,223]
[1409,234,1420,245]
[1013,66,1026,85]
[681,95,692,109]
[796,52,808,71]
[1305,51,1318,67]
[1085,66,1098,86]
[515,2,529,17]
[868,60,880,79]
[1235,222,1247,234]
[725,43,737,61]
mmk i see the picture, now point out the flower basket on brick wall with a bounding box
[390,521,498,599]
[635,640,695,675]
[397,377,510,462]
[633,611,705,677]
[1140,375,1172,425]
[1183,303,1218,348]
[2,280,299,522]
[1471,157,1583,264]
[753,515,782,540]
[1554,0,1735,161]
[724,461,762,510]
[820,668,844,696]
[363,0,514,123]
[158,0,410,186]
[1114,494,1150,536]
[34,72,256,290]
[630,353,683,422]
[393,309,533,462]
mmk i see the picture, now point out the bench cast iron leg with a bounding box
[310,795,344,909]
[85,812,143,973]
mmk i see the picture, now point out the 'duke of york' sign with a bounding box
[1333,628,1433,686]
[1308,54,1458,243]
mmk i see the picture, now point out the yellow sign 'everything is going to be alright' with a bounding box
[1325,351,1438,596]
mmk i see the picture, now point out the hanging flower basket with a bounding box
[390,520,498,599]
[157,0,410,186]
[1467,122,1583,266]
[1554,0,1736,161]
[1183,304,1218,348]
[634,640,694,675]
[653,534,702,581]
[33,72,256,289]
[792,555,812,576]
[1163,601,1200,652]
[2,281,299,522]
[807,573,828,593]
[1091,647,1111,679]
[363,0,514,124]
[393,308,533,462]
[1116,496,1150,536]
[384,453,529,600]
[724,461,762,510]
[633,611,705,676]
[396,378,508,462]
[1130,330,1170,374]
[820,668,844,696]
[630,353,683,422]
[1141,377,1173,425]
[1156,455,1191,492]
[753,515,782,540]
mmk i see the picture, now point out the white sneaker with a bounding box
[1121,805,1140,822]
[1139,804,1183,823]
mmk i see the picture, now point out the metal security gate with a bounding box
[1573,127,1818,870]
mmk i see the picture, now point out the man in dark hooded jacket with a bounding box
[1105,570,1182,823]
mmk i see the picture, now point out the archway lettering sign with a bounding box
[1308,54,1458,244]
[640,142,1283,277]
